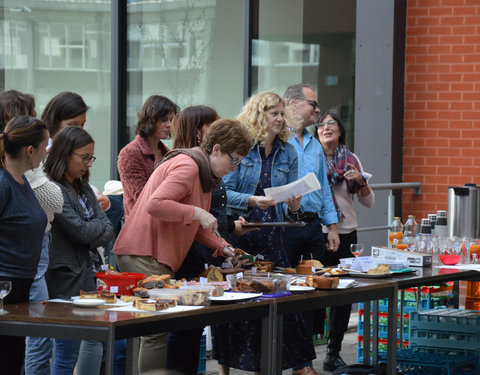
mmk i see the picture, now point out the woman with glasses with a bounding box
[44,126,114,375]
[314,110,374,372]
[216,92,316,375]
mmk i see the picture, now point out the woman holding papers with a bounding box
[315,110,374,372]
[217,92,316,375]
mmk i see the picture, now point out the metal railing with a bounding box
[357,182,421,233]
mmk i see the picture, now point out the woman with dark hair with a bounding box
[315,110,374,371]
[44,126,114,375]
[41,91,89,138]
[118,95,179,219]
[172,105,219,149]
[114,118,252,374]
[0,116,49,374]
[0,89,36,131]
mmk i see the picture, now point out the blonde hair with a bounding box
[237,91,292,145]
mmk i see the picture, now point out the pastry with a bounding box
[98,291,117,303]
[253,261,274,272]
[199,267,224,282]
[367,264,390,274]
[79,290,98,299]
[140,274,170,288]
[134,299,170,311]
[132,287,150,298]
[312,276,339,288]
[211,286,224,297]
[120,295,141,303]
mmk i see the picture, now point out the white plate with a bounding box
[289,285,315,292]
[210,292,262,303]
[106,305,204,314]
[72,298,105,307]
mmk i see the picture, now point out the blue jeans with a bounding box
[76,339,126,375]
[51,338,81,375]
[25,232,54,375]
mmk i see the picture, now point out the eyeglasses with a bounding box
[226,152,241,166]
[302,99,320,111]
[317,120,338,128]
[72,152,96,165]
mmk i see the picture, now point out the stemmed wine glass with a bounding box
[0,280,12,314]
[350,244,365,257]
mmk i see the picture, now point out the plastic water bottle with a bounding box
[404,216,417,251]
[389,217,404,248]
[435,210,448,238]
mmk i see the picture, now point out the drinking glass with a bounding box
[350,244,365,257]
[0,280,12,314]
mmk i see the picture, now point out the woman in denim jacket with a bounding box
[214,92,316,375]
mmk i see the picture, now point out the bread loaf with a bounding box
[312,276,339,289]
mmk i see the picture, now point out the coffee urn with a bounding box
[448,183,480,239]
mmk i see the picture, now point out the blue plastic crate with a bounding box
[358,320,409,340]
[197,335,206,374]
[409,344,477,357]
[409,327,480,352]
[410,307,480,335]
[378,349,478,375]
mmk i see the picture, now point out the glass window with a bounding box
[1,0,111,190]
[126,0,246,145]
[252,0,356,150]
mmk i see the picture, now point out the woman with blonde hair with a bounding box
[214,91,316,374]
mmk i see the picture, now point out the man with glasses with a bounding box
[283,84,342,374]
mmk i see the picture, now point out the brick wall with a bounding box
[402,0,480,223]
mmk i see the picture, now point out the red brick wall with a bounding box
[402,0,480,223]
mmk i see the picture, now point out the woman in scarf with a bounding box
[315,110,374,372]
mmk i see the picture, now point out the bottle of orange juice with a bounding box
[389,217,404,248]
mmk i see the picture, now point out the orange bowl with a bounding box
[96,272,146,295]
[438,254,461,266]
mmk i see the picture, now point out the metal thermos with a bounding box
[448,184,480,239]
[435,210,448,237]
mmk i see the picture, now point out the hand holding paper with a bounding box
[263,173,321,203]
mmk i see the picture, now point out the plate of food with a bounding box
[210,292,262,304]
[343,264,393,278]
[73,298,105,307]
[241,221,306,228]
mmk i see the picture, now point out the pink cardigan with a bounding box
[117,135,169,219]
[114,154,227,272]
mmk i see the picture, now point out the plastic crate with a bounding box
[409,344,477,357]
[410,307,480,335]
[467,281,480,298]
[197,334,206,374]
[378,349,478,375]
[357,335,407,362]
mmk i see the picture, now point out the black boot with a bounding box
[323,337,347,372]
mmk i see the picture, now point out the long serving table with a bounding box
[0,267,478,375]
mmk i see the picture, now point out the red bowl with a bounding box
[438,254,461,266]
[96,272,146,295]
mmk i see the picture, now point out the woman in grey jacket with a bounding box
[44,126,113,374]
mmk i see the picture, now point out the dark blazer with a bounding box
[46,181,113,299]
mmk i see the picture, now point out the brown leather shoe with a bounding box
[293,366,318,375]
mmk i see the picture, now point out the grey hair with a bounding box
[283,84,315,103]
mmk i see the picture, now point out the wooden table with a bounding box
[0,297,274,375]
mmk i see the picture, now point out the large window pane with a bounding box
[0,0,111,189]
[253,0,356,150]
[126,0,245,144]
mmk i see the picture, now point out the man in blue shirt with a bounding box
[283,84,345,374]
[283,84,339,262]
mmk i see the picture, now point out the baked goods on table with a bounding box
[199,267,224,282]
[367,264,390,274]
[312,276,339,289]
[253,261,274,272]
[140,274,170,288]
[134,298,173,311]
[296,259,324,274]
[132,287,150,298]
[231,275,290,294]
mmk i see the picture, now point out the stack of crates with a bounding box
[466,281,480,310]
[357,284,454,362]
[379,349,478,375]
[409,307,480,358]
[197,334,207,374]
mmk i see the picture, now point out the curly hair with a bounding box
[237,91,292,144]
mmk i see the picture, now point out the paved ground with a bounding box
[204,311,360,375]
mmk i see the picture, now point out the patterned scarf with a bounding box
[324,144,363,221]
[155,147,220,193]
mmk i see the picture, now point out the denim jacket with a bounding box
[223,139,298,221]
